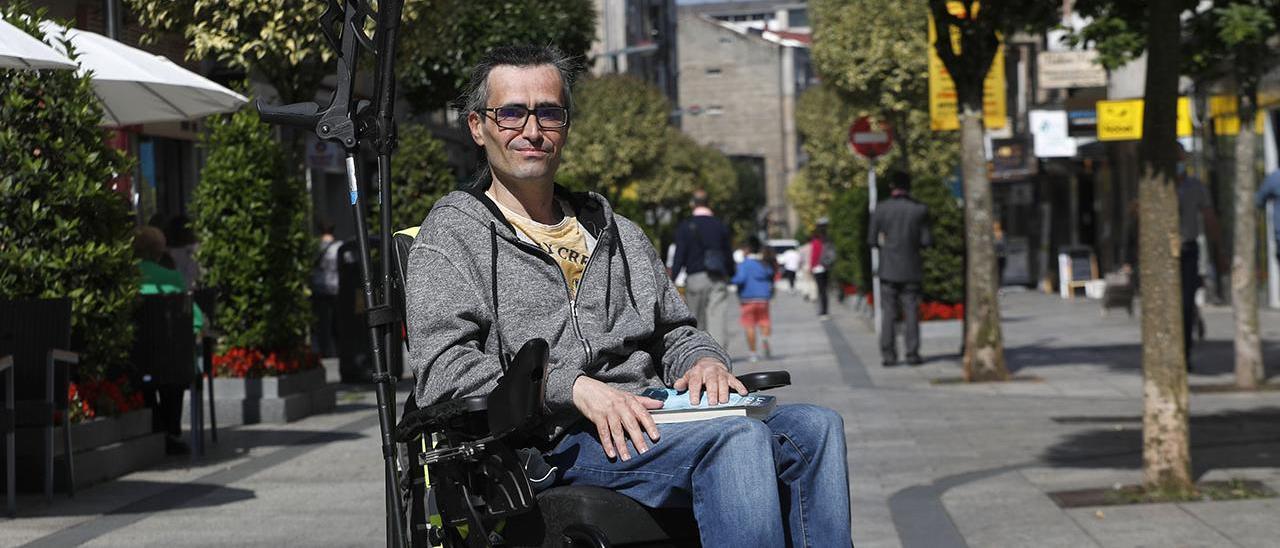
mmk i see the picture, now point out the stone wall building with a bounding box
[676,4,812,236]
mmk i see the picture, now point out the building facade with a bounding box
[677,1,813,236]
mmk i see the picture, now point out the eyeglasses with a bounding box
[480,105,570,130]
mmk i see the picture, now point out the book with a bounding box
[643,388,777,424]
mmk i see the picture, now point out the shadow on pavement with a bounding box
[144,428,368,472]
[1041,407,1280,479]
[1004,339,1280,378]
[20,480,255,517]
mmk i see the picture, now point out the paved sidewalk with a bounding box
[3,289,1279,547]
[761,287,1280,548]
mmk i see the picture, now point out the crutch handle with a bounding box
[254,100,321,130]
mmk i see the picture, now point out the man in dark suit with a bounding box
[868,171,931,366]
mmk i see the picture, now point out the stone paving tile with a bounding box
[1178,499,1280,548]
[1066,504,1239,548]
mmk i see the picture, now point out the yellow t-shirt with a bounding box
[491,197,591,297]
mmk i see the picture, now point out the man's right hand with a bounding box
[572,376,663,461]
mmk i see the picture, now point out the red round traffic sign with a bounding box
[849,117,894,158]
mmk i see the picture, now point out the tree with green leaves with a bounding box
[0,2,137,380]
[926,0,1059,382]
[808,0,964,300]
[810,0,960,180]
[375,122,458,232]
[560,75,670,207]
[1073,0,1279,389]
[125,0,331,104]
[1190,2,1279,389]
[630,127,744,244]
[193,108,313,372]
[398,0,596,110]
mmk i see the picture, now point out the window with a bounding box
[705,67,722,77]
[706,105,724,116]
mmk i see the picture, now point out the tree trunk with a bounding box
[1139,0,1191,492]
[1232,94,1263,389]
[958,99,1007,382]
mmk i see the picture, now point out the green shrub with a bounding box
[828,176,963,304]
[829,187,870,291]
[914,176,964,303]
[192,108,312,372]
[375,122,458,232]
[0,3,137,378]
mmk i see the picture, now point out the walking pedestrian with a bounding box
[1176,148,1226,369]
[808,218,836,318]
[1259,169,1280,267]
[731,236,775,362]
[867,170,931,366]
[310,222,342,358]
[779,245,800,292]
[671,189,735,347]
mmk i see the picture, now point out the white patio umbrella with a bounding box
[0,16,76,70]
[40,22,248,126]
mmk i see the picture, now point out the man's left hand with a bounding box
[673,358,747,406]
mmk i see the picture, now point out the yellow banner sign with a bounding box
[1096,97,1192,141]
[928,15,1007,131]
[1208,95,1266,136]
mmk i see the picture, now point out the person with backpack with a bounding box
[809,217,836,318]
[310,222,342,358]
[732,236,775,361]
[671,189,735,347]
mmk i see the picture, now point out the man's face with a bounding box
[468,65,568,187]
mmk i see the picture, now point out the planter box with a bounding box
[16,409,165,492]
[185,366,335,427]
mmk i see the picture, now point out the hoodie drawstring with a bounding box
[490,221,508,372]
[611,223,638,311]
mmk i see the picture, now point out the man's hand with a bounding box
[572,376,663,461]
[673,358,747,406]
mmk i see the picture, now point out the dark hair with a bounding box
[165,214,197,247]
[888,170,911,191]
[746,235,762,254]
[461,45,581,188]
[691,189,709,208]
[460,44,579,117]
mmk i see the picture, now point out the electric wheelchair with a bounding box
[389,228,792,547]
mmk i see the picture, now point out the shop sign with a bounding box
[1096,97,1192,141]
[1029,110,1077,158]
[1037,51,1107,89]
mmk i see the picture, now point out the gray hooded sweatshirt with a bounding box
[405,182,731,439]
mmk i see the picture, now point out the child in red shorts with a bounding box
[731,237,776,362]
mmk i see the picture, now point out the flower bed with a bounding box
[67,376,146,424]
[213,347,320,378]
[853,289,964,322]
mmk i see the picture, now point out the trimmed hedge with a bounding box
[0,4,138,378]
[192,108,313,373]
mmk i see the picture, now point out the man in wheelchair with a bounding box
[402,44,851,547]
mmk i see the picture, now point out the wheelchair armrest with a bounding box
[395,395,489,442]
[737,370,790,391]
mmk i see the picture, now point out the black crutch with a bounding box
[256,0,407,546]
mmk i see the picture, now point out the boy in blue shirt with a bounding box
[731,237,776,361]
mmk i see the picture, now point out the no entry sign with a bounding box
[849,117,894,158]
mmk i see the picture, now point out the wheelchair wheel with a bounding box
[560,524,609,548]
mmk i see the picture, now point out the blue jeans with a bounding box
[544,404,851,547]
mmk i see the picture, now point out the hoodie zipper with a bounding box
[503,231,601,364]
